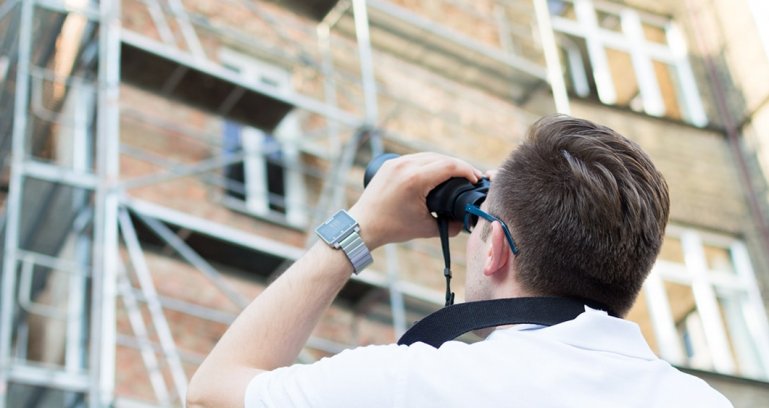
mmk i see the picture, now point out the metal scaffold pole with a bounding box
[351,0,379,126]
[0,1,34,406]
[308,0,407,339]
[352,0,406,337]
[91,0,122,404]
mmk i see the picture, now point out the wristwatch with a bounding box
[315,209,373,274]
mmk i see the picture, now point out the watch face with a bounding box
[316,210,357,244]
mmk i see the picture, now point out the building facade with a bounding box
[0,0,768,406]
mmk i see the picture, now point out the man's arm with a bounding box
[186,153,480,408]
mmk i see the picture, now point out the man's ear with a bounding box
[483,221,511,277]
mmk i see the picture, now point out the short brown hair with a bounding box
[487,115,669,316]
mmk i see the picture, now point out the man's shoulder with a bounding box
[656,367,734,406]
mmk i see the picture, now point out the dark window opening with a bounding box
[222,121,287,215]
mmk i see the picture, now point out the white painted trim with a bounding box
[681,231,735,373]
[666,22,708,126]
[218,48,292,95]
[241,127,270,215]
[563,39,591,97]
[621,9,664,117]
[575,0,616,104]
[648,225,769,378]
[550,0,707,125]
[218,48,309,227]
[274,112,309,227]
[645,269,685,363]
[551,16,680,62]
[731,242,769,376]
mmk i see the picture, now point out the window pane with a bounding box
[659,236,685,264]
[653,61,685,121]
[549,0,576,20]
[666,280,697,325]
[605,47,642,110]
[558,34,594,98]
[717,292,768,379]
[643,21,668,45]
[665,280,712,369]
[677,309,713,370]
[663,280,718,370]
[704,244,736,275]
[596,9,622,32]
[222,122,246,200]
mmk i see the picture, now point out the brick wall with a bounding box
[571,102,749,233]
[114,247,402,405]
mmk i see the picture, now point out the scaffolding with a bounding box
[0,0,563,406]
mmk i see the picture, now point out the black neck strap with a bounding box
[397,297,617,347]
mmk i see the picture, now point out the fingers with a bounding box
[353,152,483,248]
[420,159,480,186]
[485,169,498,181]
[389,153,482,187]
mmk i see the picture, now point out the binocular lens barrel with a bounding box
[363,153,489,222]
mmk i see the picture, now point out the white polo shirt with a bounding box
[245,308,732,407]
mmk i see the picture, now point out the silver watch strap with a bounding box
[339,230,373,274]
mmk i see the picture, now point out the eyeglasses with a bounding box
[464,204,520,255]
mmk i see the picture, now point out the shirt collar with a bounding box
[487,307,657,360]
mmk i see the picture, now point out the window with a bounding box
[627,226,769,380]
[223,122,282,210]
[549,0,707,126]
[219,49,307,227]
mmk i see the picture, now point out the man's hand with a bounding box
[187,152,480,408]
[349,153,482,249]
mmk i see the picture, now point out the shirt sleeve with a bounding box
[244,343,410,408]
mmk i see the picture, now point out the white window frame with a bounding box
[642,225,769,379]
[219,49,308,227]
[219,48,292,95]
[550,0,707,126]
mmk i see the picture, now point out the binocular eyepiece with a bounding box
[363,153,489,222]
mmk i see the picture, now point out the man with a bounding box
[187,115,732,407]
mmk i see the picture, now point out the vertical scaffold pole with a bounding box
[89,0,121,405]
[351,0,379,126]
[350,0,405,338]
[0,1,34,406]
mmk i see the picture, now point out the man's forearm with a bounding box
[187,153,481,407]
[187,241,354,407]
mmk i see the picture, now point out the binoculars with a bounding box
[363,153,490,221]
